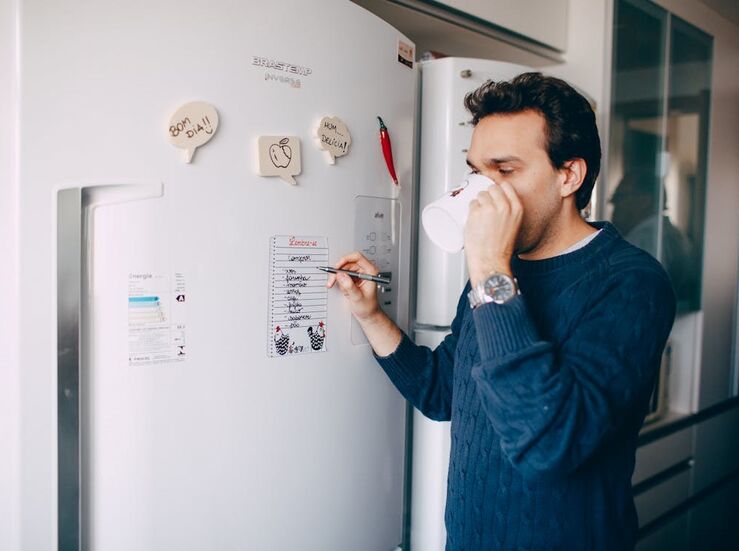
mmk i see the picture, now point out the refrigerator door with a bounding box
[411,58,533,550]
[410,328,452,551]
[37,1,417,549]
[416,58,530,327]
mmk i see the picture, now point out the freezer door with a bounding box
[411,58,531,547]
[416,57,530,327]
[410,328,452,551]
[39,1,417,550]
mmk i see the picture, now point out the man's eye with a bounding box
[498,168,514,175]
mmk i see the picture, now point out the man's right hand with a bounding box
[326,251,402,357]
[325,251,383,322]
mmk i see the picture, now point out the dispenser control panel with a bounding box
[352,196,401,344]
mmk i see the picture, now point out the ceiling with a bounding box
[697,0,739,27]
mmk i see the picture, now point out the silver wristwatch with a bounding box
[467,272,520,309]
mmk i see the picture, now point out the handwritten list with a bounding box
[268,235,328,357]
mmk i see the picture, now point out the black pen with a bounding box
[317,266,391,285]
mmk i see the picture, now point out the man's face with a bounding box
[466,110,564,254]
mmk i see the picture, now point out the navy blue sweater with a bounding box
[377,222,676,550]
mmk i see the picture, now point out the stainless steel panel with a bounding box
[57,188,82,551]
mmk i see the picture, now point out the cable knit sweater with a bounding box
[376,222,676,550]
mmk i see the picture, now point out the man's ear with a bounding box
[559,158,587,199]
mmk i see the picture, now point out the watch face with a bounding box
[484,274,515,304]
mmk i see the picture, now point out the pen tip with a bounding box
[377,116,386,129]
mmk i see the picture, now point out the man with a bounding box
[327,73,675,550]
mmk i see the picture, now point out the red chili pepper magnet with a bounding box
[377,116,399,186]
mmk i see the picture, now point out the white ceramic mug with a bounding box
[421,173,495,253]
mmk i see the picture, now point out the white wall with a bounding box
[434,0,569,51]
[541,0,609,113]
[0,0,21,550]
[540,0,611,211]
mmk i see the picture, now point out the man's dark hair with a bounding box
[464,72,601,211]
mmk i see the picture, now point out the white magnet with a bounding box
[316,116,351,165]
[258,136,302,185]
[167,101,219,163]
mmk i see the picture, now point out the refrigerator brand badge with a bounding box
[397,40,414,69]
[253,56,312,89]
[167,101,219,163]
[268,236,329,358]
[316,116,352,164]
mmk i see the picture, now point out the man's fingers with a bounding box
[335,272,364,302]
[498,180,523,214]
[333,251,379,276]
[352,257,380,276]
[486,183,510,211]
[476,190,494,206]
[326,273,336,288]
[333,252,361,269]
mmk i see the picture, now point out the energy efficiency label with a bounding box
[128,272,187,366]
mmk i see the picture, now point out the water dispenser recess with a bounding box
[351,196,401,345]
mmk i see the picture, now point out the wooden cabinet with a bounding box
[633,426,694,529]
[636,512,689,551]
[688,475,739,551]
[691,406,739,493]
[634,404,739,547]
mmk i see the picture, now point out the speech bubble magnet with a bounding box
[258,136,302,185]
[316,116,351,165]
[167,101,219,163]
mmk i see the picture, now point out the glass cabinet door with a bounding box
[607,0,712,313]
[607,0,668,264]
[663,16,712,312]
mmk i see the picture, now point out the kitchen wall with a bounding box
[536,0,611,210]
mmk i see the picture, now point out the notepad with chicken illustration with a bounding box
[268,235,328,357]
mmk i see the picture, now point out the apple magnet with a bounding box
[258,136,302,185]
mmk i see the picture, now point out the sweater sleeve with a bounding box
[374,285,469,421]
[470,267,676,479]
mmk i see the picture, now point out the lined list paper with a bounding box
[268,235,328,357]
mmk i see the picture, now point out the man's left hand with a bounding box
[464,180,523,286]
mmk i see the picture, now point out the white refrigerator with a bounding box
[5,0,536,547]
[14,0,416,549]
[410,57,531,551]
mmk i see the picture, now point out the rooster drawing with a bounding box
[307,321,326,351]
[274,325,290,355]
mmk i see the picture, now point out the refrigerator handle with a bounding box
[56,182,162,551]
